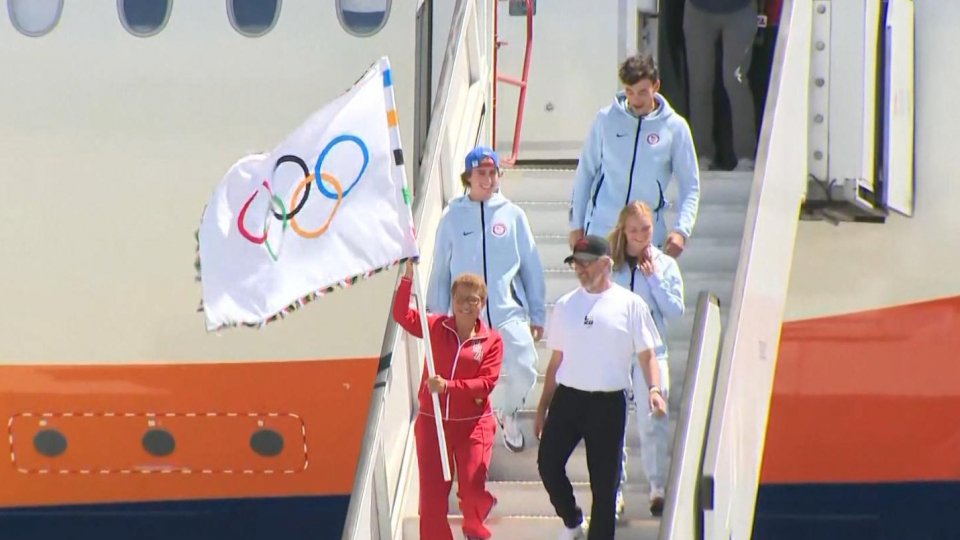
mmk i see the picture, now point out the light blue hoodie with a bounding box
[611,246,684,359]
[570,93,700,244]
[427,192,546,329]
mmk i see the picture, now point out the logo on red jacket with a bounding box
[646,133,661,145]
[491,222,508,238]
[473,342,483,362]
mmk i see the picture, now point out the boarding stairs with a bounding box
[399,165,752,539]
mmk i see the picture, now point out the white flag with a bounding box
[197,57,418,331]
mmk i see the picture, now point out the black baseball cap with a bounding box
[564,235,610,264]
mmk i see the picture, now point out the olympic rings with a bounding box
[236,134,369,256]
[289,172,343,239]
[272,155,311,220]
[238,180,287,245]
[314,135,369,199]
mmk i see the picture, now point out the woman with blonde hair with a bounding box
[609,201,685,518]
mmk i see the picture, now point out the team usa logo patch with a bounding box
[646,133,661,145]
[491,222,508,237]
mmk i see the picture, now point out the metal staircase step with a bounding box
[494,410,679,457]
[523,367,687,413]
[528,342,690,373]
[488,441,647,483]
[399,161,751,540]
[545,269,736,305]
[520,201,748,240]
[535,236,742,275]
[501,168,754,206]
[443,480,658,519]
[402,514,660,540]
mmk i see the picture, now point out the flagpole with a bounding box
[411,264,452,482]
[379,55,451,483]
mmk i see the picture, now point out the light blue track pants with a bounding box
[489,318,538,415]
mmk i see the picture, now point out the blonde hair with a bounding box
[609,201,654,269]
[452,272,487,301]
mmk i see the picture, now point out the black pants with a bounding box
[537,385,627,539]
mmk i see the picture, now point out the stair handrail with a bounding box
[659,291,723,540]
[699,0,813,537]
[494,0,534,166]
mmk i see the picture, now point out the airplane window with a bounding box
[228,0,280,37]
[118,0,171,37]
[8,0,63,37]
[337,0,391,37]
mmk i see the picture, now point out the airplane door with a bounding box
[882,0,914,216]
[494,0,639,161]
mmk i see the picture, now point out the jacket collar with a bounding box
[440,316,492,341]
[626,245,667,269]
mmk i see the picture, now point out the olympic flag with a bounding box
[197,57,418,331]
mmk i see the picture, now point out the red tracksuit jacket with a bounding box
[393,277,503,420]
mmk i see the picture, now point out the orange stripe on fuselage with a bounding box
[0,358,378,507]
[761,295,960,484]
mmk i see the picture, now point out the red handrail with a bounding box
[494,0,534,166]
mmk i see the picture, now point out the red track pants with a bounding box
[415,413,497,540]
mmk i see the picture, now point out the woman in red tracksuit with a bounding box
[393,261,504,540]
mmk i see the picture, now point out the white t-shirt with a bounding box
[546,284,662,392]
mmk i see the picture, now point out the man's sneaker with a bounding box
[614,487,625,522]
[558,522,587,540]
[734,157,755,172]
[649,486,666,517]
[498,410,525,453]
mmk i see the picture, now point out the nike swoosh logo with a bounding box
[462,231,474,236]
[616,133,627,138]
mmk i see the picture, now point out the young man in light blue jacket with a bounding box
[427,147,546,453]
[569,54,700,259]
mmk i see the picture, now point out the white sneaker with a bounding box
[558,522,587,540]
[498,410,525,453]
[734,158,755,172]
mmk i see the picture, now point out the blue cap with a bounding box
[464,146,500,174]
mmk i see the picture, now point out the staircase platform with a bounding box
[400,165,753,540]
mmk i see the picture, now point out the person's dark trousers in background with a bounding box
[749,23,779,137]
[657,0,690,119]
[537,385,627,539]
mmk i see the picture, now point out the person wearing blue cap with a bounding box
[427,146,546,454]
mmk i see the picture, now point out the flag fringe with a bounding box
[195,228,414,331]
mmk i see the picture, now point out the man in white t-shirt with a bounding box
[535,235,667,540]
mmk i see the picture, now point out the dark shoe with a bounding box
[650,495,665,517]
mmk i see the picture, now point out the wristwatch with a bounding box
[648,385,662,395]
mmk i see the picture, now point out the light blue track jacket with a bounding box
[427,192,546,329]
[570,92,700,242]
[612,246,685,359]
